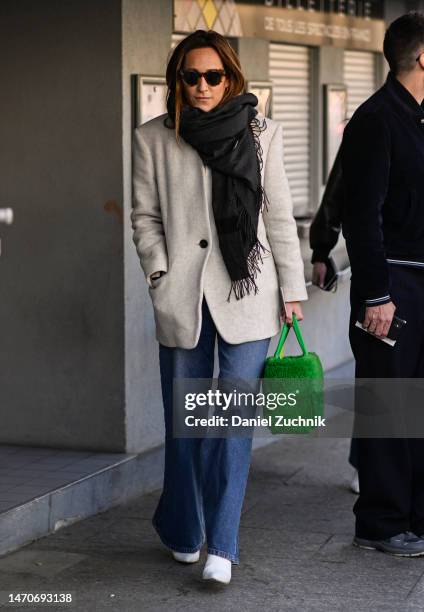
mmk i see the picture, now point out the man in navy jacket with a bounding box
[341,12,424,556]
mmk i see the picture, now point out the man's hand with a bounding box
[312,262,327,289]
[362,301,396,338]
[281,301,304,326]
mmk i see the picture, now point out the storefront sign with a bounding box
[237,4,385,49]
[173,0,385,51]
[241,1,383,20]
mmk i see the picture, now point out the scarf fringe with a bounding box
[226,238,267,302]
[247,237,268,276]
[227,276,258,301]
[226,208,269,303]
[235,192,271,257]
[226,122,273,303]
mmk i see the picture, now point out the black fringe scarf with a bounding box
[168,92,270,301]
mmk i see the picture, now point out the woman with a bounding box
[131,30,307,584]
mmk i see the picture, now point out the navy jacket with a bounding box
[341,71,424,306]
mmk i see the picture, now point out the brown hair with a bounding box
[165,30,246,139]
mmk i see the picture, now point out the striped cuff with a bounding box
[365,295,391,306]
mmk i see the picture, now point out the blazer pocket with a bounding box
[150,272,168,290]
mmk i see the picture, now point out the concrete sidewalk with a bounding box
[1,436,424,612]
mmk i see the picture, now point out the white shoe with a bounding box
[350,470,360,494]
[202,554,232,584]
[172,550,200,563]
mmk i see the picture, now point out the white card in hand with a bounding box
[355,321,396,347]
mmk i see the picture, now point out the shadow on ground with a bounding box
[1,436,423,612]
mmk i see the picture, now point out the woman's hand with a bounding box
[281,301,304,326]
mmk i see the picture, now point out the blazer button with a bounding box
[199,239,208,248]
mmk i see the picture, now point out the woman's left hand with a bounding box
[281,301,304,326]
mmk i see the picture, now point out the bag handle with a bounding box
[274,314,308,359]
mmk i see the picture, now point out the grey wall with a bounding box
[0,0,126,451]
[122,0,173,453]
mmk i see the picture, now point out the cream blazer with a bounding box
[131,112,308,349]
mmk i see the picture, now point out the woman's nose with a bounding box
[197,76,209,92]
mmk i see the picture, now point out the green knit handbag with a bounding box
[262,315,324,434]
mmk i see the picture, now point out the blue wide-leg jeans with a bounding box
[152,296,271,563]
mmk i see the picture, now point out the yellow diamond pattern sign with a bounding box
[174,1,243,37]
[202,0,218,28]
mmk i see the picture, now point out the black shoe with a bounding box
[353,532,424,557]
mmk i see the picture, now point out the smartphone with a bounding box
[322,257,338,292]
[355,304,407,347]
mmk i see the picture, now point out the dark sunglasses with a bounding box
[179,69,226,87]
